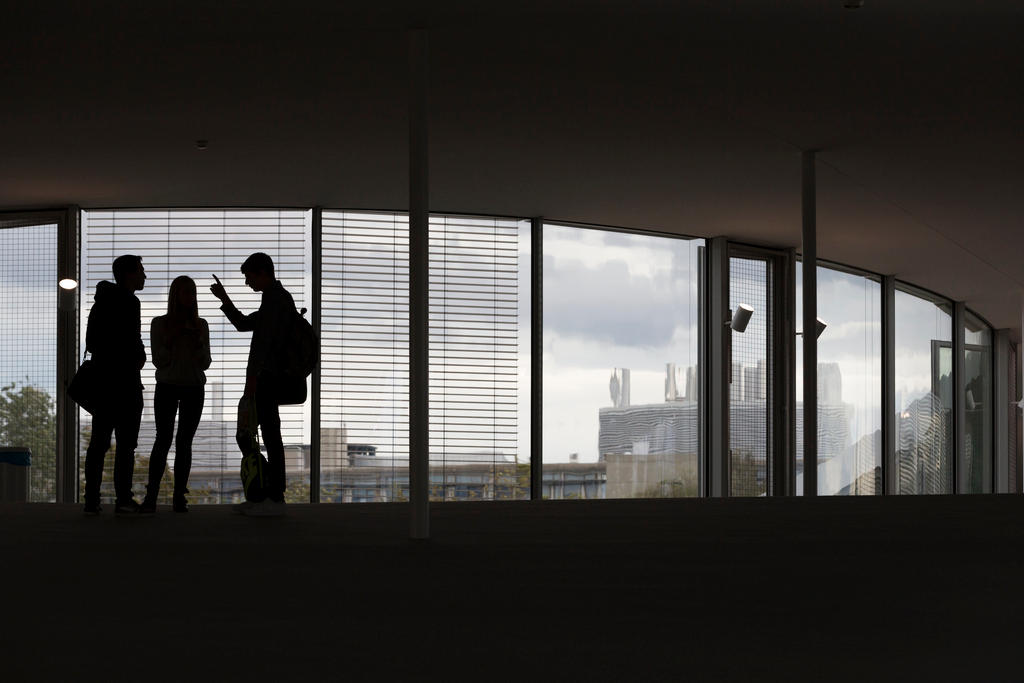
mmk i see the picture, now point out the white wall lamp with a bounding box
[727,304,754,333]
[797,317,827,339]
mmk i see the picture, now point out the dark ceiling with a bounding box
[2,1,1022,329]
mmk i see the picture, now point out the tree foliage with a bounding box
[0,382,56,501]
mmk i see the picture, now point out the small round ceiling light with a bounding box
[843,0,864,8]
[196,139,209,150]
[58,278,78,290]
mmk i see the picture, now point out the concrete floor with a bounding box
[1,496,1021,681]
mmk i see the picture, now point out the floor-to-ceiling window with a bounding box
[796,262,882,495]
[57,208,1009,503]
[320,211,409,503]
[80,210,312,504]
[319,211,530,503]
[964,311,992,493]
[0,219,58,501]
[543,224,703,499]
[894,286,953,494]
[729,254,772,496]
[428,214,530,501]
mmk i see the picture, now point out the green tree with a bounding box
[730,449,765,497]
[0,381,57,502]
[639,476,699,498]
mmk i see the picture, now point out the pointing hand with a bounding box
[210,274,228,303]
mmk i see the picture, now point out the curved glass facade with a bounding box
[0,207,1004,503]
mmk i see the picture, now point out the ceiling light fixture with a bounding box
[843,0,864,8]
[196,139,209,150]
[58,278,78,290]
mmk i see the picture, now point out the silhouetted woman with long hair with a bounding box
[142,275,211,513]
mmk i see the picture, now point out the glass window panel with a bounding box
[81,210,312,504]
[0,222,58,502]
[729,256,771,497]
[320,211,529,502]
[964,312,992,494]
[894,287,953,494]
[320,211,409,503]
[543,225,703,499]
[795,263,882,495]
[429,215,530,501]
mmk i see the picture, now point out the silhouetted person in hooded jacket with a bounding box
[83,254,147,515]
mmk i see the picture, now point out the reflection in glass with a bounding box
[796,263,882,495]
[543,225,703,499]
[894,288,953,494]
[964,312,992,493]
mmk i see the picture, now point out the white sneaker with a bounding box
[233,500,257,515]
[243,499,285,517]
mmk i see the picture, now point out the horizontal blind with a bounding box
[81,210,310,504]
[320,211,527,502]
[320,211,409,502]
[429,215,526,500]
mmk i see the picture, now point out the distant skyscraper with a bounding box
[665,363,679,401]
[610,368,631,407]
[730,362,744,403]
[818,362,843,405]
[684,366,697,402]
[743,361,766,402]
[664,363,690,402]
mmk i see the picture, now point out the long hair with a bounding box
[166,275,199,325]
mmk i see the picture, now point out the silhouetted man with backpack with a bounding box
[83,254,147,515]
[210,252,306,515]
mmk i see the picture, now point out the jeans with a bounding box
[255,375,306,502]
[146,382,205,500]
[84,384,143,506]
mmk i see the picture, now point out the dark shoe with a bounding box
[139,498,157,514]
[244,499,285,517]
[233,500,258,514]
[172,495,189,513]
[115,499,142,515]
[83,503,102,516]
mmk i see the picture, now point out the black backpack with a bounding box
[283,306,317,379]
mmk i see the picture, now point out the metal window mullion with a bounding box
[801,150,817,497]
[776,248,797,497]
[57,207,80,503]
[953,301,966,493]
[530,217,542,500]
[994,328,1009,493]
[882,275,896,495]
[708,237,729,497]
[310,207,322,503]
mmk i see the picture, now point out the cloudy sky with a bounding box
[0,224,58,396]
[542,225,701,462]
